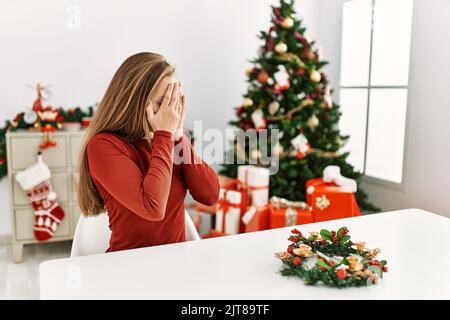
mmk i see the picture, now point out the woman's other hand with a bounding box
[174,87,186,141]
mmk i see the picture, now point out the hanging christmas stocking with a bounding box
[15,152,65,241]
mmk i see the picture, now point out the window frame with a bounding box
[338,0,414,191]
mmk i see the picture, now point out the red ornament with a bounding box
[336,269,347,280]
[68,108,75,115]
[296,67,306,76]
[382,266,388,272]
[293,256,302,266]
[287,246,294,254]
[257,70,269,84]
[304,49,315,60]
[288,236,299,243]
[291,228,302,237]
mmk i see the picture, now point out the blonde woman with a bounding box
[77,52,220,252]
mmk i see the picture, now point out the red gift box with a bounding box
[268,197,314,229]
[241,205,271,233]
[306,178,361,222]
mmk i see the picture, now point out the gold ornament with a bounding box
[300,98,314,108]
[355,242,366,251]
[243,97,253,107]
[293,244,314,258]
[310,70,321,83]
[307,114,319,129]
[268,101,280,115]
[278,52,303,66]
[315,195,330,210]
[281,17,294,29]
[275,42,288,54]
[274,251,292,262]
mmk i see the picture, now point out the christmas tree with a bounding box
[220,0,379,212]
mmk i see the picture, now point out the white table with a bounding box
[39,208,450,299]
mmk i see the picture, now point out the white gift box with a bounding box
[215,189,242,235]
[237,165,270,206]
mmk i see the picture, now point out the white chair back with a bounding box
[71,211,200,257]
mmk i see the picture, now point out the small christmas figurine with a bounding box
[37,106,61,149]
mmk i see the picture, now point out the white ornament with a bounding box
[243,97,253,107]
[251,149,261,160]
[307,114,319,129]
[275,42,288,54]
[268,101,280,116]
[38,216,44,226]
[281,17,294,29]
[310,70,321,83]
[271,142,283,156]
[45,217,51,227]
[51,221,57,232]
[297,92,306,100]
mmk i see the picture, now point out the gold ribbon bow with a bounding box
[270,196,308,227]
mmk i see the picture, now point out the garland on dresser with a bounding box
[275,227,388,288]
[0,83,97,180]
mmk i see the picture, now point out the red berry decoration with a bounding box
[296,67,306,76]
[287,246,294,254]
[336,269,347,280]
[293,256,302,266]
[288,236,299,243]
[382,266,388,272]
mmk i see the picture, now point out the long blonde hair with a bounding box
[77,52,175,216]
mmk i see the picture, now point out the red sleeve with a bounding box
[174,135,220,206]
[87,131,174,221]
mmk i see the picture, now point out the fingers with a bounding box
[161,82,174,109]
[170,82,181,111]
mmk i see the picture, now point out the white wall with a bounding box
[0,0,322,235]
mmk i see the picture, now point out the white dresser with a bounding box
[6,130,85,262]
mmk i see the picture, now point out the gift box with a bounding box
[237,165,270,206]
[306,177,361,222]
[269,196,313,229]
[241,205,270,233]
[215,188,242,235]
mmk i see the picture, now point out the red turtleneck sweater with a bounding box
[87,130,219,252]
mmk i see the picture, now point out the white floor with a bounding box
[0,240,71,300]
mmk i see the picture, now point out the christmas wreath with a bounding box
[275,227,388,288]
